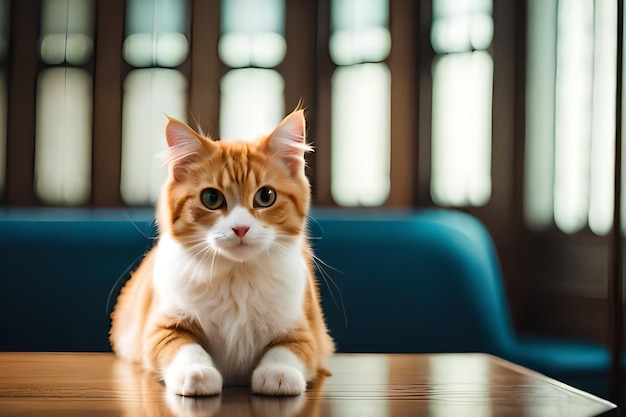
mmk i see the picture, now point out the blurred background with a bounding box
[0,0,623,348]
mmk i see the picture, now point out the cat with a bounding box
[109,109,334,397]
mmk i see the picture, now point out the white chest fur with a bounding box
[153,234,307,383]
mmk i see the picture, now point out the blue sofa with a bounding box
[0,207,612,398]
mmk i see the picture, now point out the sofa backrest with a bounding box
[311,209,516,356]
[0,209,156,351]
[0,208,515,356]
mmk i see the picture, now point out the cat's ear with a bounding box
[164,116,208,182]
[264,109,312,175]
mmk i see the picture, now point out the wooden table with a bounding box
[0,352,617,417]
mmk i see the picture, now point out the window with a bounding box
[120,0,190,205]
[330,0,391,207]
[525,0,616,235]
[219,0,285,142]
[36,68,93,205]
[430,0,494,207]
[35,0,94,205]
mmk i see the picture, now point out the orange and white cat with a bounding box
[110,109,333,397]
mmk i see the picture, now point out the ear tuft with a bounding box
[265,109,313,175]
[163,116,205,181]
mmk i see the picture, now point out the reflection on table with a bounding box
[0,352,617,417]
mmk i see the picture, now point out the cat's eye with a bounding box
[254,186,276,208]
[201,188,225,210]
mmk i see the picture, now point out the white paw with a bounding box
[251,364,306,396]
[165,363,223,396]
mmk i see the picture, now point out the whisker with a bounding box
[178,233,226,284]
[107,214,158,314]
[312,255,348,328]
[198,245,219,280]
[105,253,144,316]
[312,254,343,275]
[208,247,219,280]
[183,239,215,280]
[270,235,348,328]
[123,211,158,241]
[306,215,325,239]
[268,240,291,256]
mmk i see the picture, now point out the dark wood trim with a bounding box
[92,0,125,206]
[491,0,516,218]
[5,0,40,206]
[189,0,221,138]
[513,0,529,232]
[508,0,531,328]
[387,0,419,206]
[416,0,433,207]
[281,0,319,192]
[282,1,318,119]
[314,0,333,205]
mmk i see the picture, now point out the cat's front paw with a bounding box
[165,364,223,397]
[251,364,306,396]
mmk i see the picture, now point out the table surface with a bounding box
[0,352,617,417]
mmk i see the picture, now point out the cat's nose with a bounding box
[232,226,250,239]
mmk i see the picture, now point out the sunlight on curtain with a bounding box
[219,0,285,68]
[431,52,492,206]
[430,0,493,207]
[588,0,616,235]
[121,0,189,205]
[330,0,390,66]
[219,0,285,142]
[35,0,94,205]
[553,0,594,234]
[330,0,390,207]
[431,0,493,54]
[524,0,556,231]
[220,69,284,141]
[525,0,616,235]
[121,69,187,205]
[123,0,189,67]
[331,64,390,206]
[40,0,94,65]
[35,68,92,205]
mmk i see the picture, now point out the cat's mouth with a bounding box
[219,239,262,262]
